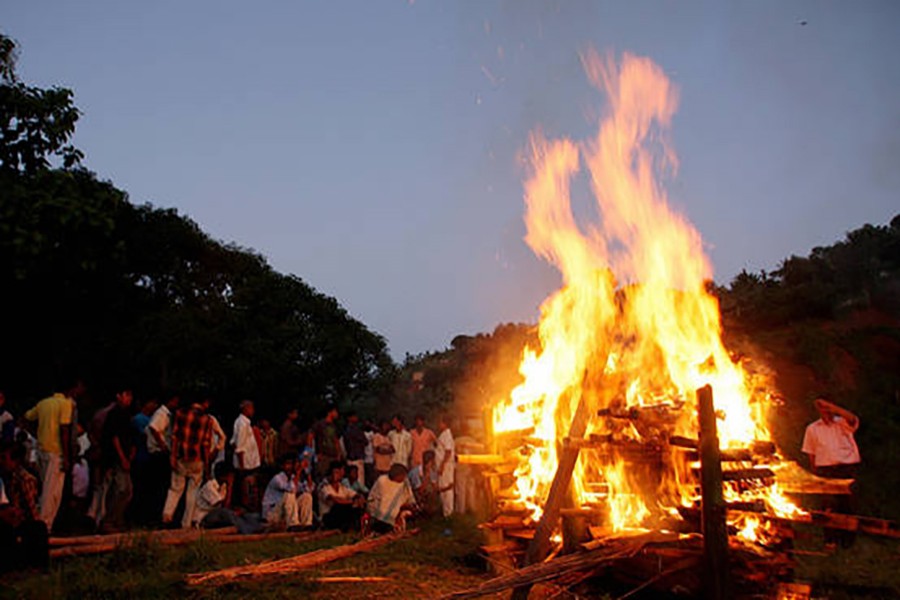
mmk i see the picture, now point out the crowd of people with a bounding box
[0,380,460,571]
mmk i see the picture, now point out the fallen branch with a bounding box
[185,529,418,586]
[314,576,391,583]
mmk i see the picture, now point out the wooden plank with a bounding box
[457,454,511,465]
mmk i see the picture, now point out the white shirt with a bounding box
[195,479,227,523]
[231,414,260,470]
[802,417,860,467]
[72,459,89,499]
[388,429,413,467]
[435,428,455,471]
[262,471,296,515]
[318,480,357,516]
[367,474,415,525]
[146,405,171,454]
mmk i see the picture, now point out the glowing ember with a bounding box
[492,49,802,535]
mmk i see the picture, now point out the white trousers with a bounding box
[264,492,313,528]
[38,450,66,530]
[439,464,455,518]
[163,460,203,528]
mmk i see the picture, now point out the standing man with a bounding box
[343,411,368,482]
[372,420,394,481]
[97,389,136,531]
[409,415,437,470]
[163,400,211,528]
[435,414,456,518]
[146,395,180,523]
[389,415,413,469]
[279,409,303,457]
[231,400,260,510]
[802,397,861,548]
[129,397,158,525]
[313,406,343,481]
[24,379,84,531]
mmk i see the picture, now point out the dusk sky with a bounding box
[5,1,899,359]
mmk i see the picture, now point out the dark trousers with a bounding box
[0,519,49,572]
[145,452,171,525]
[816,463,858,547]
[323,504,362,532]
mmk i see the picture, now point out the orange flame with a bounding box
[492,49,795,533]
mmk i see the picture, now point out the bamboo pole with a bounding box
[185,529,418,586]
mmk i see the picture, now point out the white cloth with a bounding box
[318,481,357,517]
[194,479,227,523]
[367,474,415,526]
[72,459,89,499]
[231,414,260,470]
[76,432,91,459]
[146,405,171,454]
[802,417,860,467]
[388,429,413,468]
[363,431,374,464]
[436,429,455,517]
[38,449,66,529]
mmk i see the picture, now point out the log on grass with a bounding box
[49,529,336,558]
[49,526,238,547]
[185,529,418,586]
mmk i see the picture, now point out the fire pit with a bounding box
[446,50,891,599]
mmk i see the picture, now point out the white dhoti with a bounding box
[439,464,455,518]
[38,450,66,530]
[265,493,303,528]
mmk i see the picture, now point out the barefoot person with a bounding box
[801,397,861,548]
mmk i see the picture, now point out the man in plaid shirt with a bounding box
[162,402,211,528]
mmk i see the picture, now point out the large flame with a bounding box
[493,50,789,532]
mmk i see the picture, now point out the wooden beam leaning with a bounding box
[511,369,597,600]
[698,384,730,600]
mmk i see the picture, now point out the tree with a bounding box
[0,33,82,173]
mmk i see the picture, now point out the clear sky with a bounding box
[5,1,900,360]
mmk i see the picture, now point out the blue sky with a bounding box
[5,1,900,359]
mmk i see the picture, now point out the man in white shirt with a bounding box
[367,463,416,534]
[146,396,179,522]
[318,461,363,531]
[435,415,455,518]
[801,397,861,548]
[193,463,236,528]
[388,416,413,468]
[261,455,312,530]
[231,400,260,509]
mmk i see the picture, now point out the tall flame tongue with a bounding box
[493,50,777,529]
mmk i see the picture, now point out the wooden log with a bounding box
[721,467,775,482]
[698,384,730,600]
[440,532,658,600]
[512,369,600,600]
[49,526,238,547]
[185,529,417,586]
[49,529,338,559]
[314,576,391,583]
[457,454,511,465]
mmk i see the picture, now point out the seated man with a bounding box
[342,463,368,496]
[318,461,364,532]
[193,462,237,529]
[0,441,48,572]
[408,450,440,517]
[262,454,311,531]
[367,463,416,535]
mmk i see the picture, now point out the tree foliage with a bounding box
[0,34,394,417]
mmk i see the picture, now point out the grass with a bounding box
[0,515,490,600]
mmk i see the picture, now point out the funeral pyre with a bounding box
[460,50,863,598]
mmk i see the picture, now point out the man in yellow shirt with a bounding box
[24,379,84,531]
